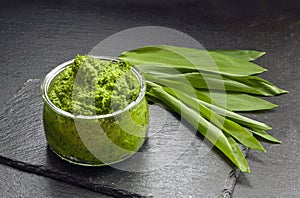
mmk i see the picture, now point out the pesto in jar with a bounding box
[43,55,149,165]
[48,55,141,116]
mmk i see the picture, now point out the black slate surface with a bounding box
[0,78,236,197]
[0,164,112,198]
[233,77,300,197]
[0,0,299,197]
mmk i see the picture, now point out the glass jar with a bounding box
[41,57,149,166]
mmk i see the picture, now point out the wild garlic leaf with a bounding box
[152,72,287,96]
[226,136,250,172]
[193,99,272,131]
[147,82,250,172]
[136,63,198,75]
[118,45,287,173]
[199,90,277,111]
[210,50,265,61]
[249,129,281,144]
[164,86,266,152]
[119,45,267,76]
[224,75,288,96]
[144,73,277,112]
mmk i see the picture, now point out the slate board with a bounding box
[0,79,242,197]
[1,0,299,197]
[233,78,300,197]
[0,164,111,198]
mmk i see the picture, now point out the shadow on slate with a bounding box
[0,79,243,197]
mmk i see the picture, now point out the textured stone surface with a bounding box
[0,0,299,197]
[0,79,233,197]
[233,78,300,197]
[0,164,112,198]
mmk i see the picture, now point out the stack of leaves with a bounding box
[118,45,288,172]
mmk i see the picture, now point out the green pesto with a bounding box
[48,55,140,116]
[43,55,149,165]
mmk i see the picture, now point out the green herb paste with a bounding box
[48,55,140,115]
[43,55,149,165]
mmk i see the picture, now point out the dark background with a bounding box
[0,0,299,197]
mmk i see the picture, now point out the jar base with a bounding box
[48,144,136,167]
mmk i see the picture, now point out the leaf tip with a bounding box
[277,140,282,144]
[265,125,272,130]
[271,137,282,144]
[274,88,289,95]
[257,144,267,153]
[282,89,289,94]
[240,166,251,173]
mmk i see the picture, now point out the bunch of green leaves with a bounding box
[118,45,288,172]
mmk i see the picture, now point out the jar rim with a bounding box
[41,56,147,119]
